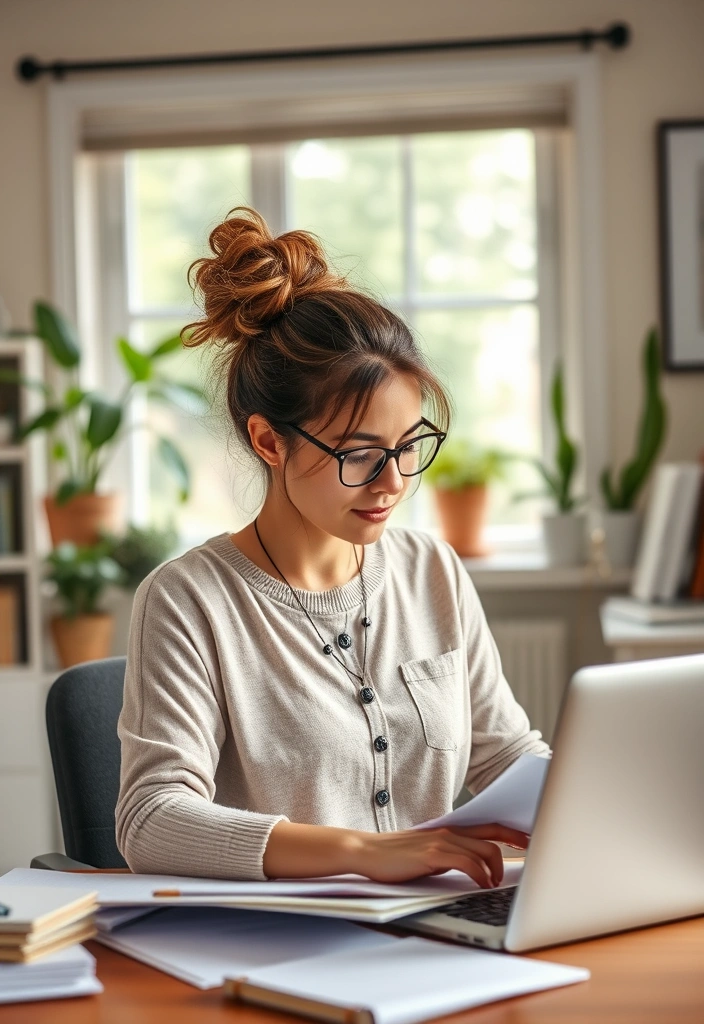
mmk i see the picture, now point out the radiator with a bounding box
[489,618,568,745]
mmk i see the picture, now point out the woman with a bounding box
[116,207,549,887]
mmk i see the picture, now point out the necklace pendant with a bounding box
[337,632,352,650]
[362,617,372,628]
[322,644,333,656]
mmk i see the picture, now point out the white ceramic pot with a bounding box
[601,509,642,569]
[542,511,588,567]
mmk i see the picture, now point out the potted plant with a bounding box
[599,327,667,568]
[45,538,126,668]
[424,439,507,557]
[0,301,208,545]
[101,520,180,590]
[514,362,588,566]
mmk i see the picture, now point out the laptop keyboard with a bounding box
[438,885,517,927]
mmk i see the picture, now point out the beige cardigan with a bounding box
[115,527,548,879]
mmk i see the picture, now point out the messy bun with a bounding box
[185,207,346,346]
[183,206,452,490]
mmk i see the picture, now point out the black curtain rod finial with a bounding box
[15,22,632,84]
[606,22,631,49]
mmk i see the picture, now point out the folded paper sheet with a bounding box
[413,753,550,833]
[95,906,398,988]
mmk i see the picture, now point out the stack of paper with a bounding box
[0,884,98,963]
[0,945,103,1004]
[1,863,525,924]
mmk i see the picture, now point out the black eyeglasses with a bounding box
[285,416,447,487]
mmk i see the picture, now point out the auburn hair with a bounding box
[183,206,452,484]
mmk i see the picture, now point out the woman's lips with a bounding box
[352,507,394,522]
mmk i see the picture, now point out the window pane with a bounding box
[132,319,254,546]
[413,131,537,299]
[128,146,251,310]
[287,137,403,297]
[415,305,542,527]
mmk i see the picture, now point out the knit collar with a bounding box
[206,530,386,616]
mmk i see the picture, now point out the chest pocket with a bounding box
[400,648,464,751]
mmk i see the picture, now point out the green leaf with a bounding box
[0,369,52,397]
[149,334,184,359]
[55,479,85,506]
[117,337,152,382]
[16,406,64,440]
[33,301,80,368]
[148,380,210,417]
[51,440,69,461]
[157,435,190,503]
[63,386,87,411]
[86,398,122,450]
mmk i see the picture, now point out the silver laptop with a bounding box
[398,653,704,952]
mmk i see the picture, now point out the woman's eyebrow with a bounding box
[335,419,424,443]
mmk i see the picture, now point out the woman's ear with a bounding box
[247,414,284,470]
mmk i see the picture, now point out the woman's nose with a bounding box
[370,455,405,495]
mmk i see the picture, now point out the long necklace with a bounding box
[253,517,372,691]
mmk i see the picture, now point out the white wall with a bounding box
[2,0,704,477]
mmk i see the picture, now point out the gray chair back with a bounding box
[46,656,127,868]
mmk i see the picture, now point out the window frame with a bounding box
[50,52,608,551]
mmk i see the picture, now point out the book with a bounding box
[689,508,704,599]
[0,884,98,938]
[603,595,704,625]
[0,919,97,963]
[0,583,19,664]
[224,936,590,1024]
[0,473,13,553]
[0,884,98,963]
[656,464,704,600]
[631,464,702,602]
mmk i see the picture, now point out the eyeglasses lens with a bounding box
[341,435,439,486]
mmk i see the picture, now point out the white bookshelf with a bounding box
[0,338,59,871]
[0,337,49,677]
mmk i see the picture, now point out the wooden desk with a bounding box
[2,916,704,1024]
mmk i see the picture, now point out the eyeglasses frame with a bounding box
[284,416,447,488]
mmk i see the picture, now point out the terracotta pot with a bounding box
[433,484,489,557]
[44,491,124,546]
[49,612,114,669]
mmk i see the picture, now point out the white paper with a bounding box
[0,944,102,1003]
[413,753,550,833]
[0,865,523,924]
[0,976,103,1003]
[237,936,589,1024]
[95,905,159,932]
[95,906,398,989]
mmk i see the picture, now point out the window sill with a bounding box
[462,553,633,592]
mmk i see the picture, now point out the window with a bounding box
[90,128,561,551]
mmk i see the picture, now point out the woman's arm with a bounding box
[116,565,287,880]
[263,820,530,886]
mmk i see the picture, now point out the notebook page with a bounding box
[235,936,589,1024]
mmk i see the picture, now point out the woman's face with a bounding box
[279,374,424,544]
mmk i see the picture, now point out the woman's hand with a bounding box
[349,824,530,887]
[262,819,528,885]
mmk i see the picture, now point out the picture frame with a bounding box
[657,120,704,371]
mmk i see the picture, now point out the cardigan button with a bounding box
[375,789,390,806]
[360,687,375,704]
[337,633,352,649]
[374,736,388,752]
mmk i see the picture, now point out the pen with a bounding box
[0,903,10,917]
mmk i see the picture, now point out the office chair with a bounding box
[31,656,128,871]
